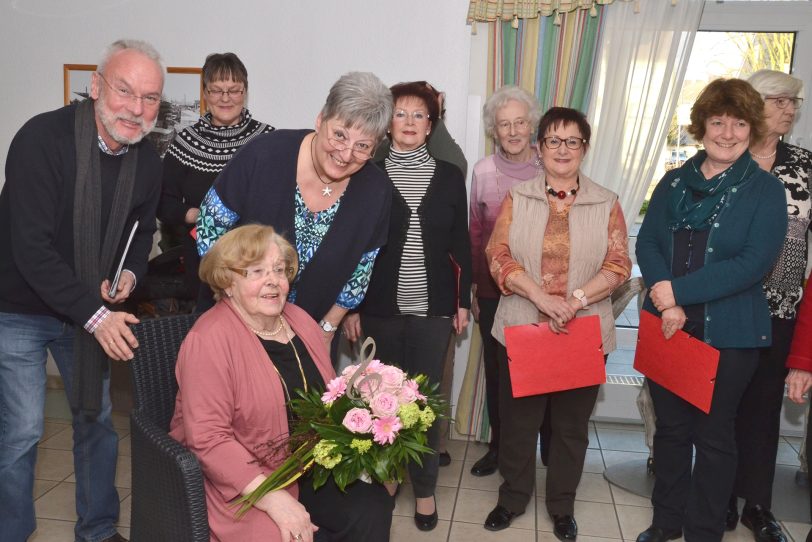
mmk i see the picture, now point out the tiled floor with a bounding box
[31,406,810,541]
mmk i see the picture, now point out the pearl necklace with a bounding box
[247,317,285,338]
[750,148,777,160]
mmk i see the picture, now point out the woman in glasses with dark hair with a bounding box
[482,107,631,537]
[158,52,274,299]
[195,72,393,350]
[342,81,472,532]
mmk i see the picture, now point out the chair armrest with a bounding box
[130,409,209,542]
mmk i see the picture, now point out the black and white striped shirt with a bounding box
[385,144,436,315]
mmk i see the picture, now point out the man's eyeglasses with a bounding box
[764,96,803,109]
[97,73,161,108]
[496,118,530,133]
[206,87,246,100]
[393,109,429,122]
[541,136,587,150]
[324,126,375,161]
[227,266,289,281]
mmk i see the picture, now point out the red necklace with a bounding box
[546,180,579,199]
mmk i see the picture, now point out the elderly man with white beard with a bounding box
[0,39,164,542]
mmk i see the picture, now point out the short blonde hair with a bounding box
[199,224,298,301]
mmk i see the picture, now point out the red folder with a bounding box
[504,315,606,398]
[633,310,720,414]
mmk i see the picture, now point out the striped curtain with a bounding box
[455,9,605,442]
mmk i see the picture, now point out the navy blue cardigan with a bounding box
[213,129,392,321]
[636,155,787,348]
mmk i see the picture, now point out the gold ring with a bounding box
[292,535,303,541]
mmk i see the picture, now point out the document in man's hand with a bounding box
[504,315,605,398]
[633,310,720,414]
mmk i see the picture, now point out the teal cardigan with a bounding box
[635,154,787,349]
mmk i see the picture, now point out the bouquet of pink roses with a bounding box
[236,338,445,516]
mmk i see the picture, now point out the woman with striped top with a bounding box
[342,81,472,532]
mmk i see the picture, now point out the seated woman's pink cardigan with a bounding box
[169,299,335,542]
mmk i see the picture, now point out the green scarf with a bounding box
[667,150,757,231]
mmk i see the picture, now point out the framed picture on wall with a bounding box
[63,64,205,156]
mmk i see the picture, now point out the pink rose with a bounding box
[370,391,399,418]
[321,376,347,404]
[372,416,402,445]
[353,374,384,401]
[403,379,426,402]
[342,407,373,433]
[398,385,417,405]
[378,366,405,392]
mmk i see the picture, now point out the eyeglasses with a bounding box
[496,118,530,133]
[324,126,375,161]
[97,73,161,108]
[541,136,587,150]
[206,87,245,100]
[393,109,430,122]
[227,266,289,282]
[764,96,803,109]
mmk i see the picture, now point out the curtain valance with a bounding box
[467,0,678,28]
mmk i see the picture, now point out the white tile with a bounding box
[601,450,650,469]
[115,454,131,489]
[444,438,469,459]
[777,441,802,466]
[118,434,131,457]
[449,521,535,541]
[33,448,74,481]
[117,494,131,528]
[596,429,649,453]
[595,421,645,432]
[40,421,69,442]
[537,499,621,538]
[34,481,76,521]
[460,462,503,492]
[454,488,535,530]
[615,503,654,540]
[782,520,811,542]
[389,515,450,542]
[28,518,76,542]
[437,459,464,488]
[610,484,651,508]
[584,448,606,474]
[575,472,614,504]
[38,426,73,451]
[111,412,130,430]
[465,440,491,462]
[33,479,59,500]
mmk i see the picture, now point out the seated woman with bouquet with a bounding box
[169,224,393,542]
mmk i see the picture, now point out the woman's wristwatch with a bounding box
[319,319,339,333]
[572,289,588,309]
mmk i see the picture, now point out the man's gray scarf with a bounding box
[71,98,138,418]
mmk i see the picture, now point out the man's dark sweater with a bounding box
[0,103,161,326]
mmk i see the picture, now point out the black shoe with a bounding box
[438,451,451,466]
[471,449,498,477]
[414,497,438,531]
[552,515,578,541]
[741,505,787,542]
[635,526,682,542]
[484,504,522,531]
[646,456,655,476]
[726,496,739,531]
[101,535,128,542]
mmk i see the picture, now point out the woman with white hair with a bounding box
[468,86,543,477]
[726,70,812,541]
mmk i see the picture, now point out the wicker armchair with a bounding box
[129,313,209,542]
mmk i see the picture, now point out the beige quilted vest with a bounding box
[491,172,619,354]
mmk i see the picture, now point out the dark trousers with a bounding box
[361,313,453,498]
[649,348,759,542]
[299,475,394,541]
[478,297,501,451]
[478,297,552,460]
[495,345,599,516]
[733,317,794,508]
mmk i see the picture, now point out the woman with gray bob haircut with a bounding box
[725,69,812,539]
[196,72,394,358]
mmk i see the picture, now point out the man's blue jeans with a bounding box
[0,312,120,542]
